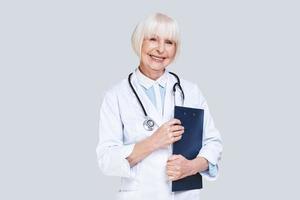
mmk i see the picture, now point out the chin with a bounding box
[150,64,166,70]
[149,61,170,70]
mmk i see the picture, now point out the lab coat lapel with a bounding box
[131,73,163,126]
[162,73,176,123]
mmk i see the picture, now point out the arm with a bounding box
[96,90,136,178]
[125,136,156,167]
[96,90,185,177]
[167,85,223,181]
[196,87,223,180]
[126,119,185,167]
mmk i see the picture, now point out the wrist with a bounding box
[191,157,209,173]
[146,135,159,152]
[189,159,200,175]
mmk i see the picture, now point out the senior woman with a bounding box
[96,13,223,200]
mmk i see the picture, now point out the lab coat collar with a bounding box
[135,67,168,90]
[130,71,174,127]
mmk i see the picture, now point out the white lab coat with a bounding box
[96,69,223,200]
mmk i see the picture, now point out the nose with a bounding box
[157,41,165,53]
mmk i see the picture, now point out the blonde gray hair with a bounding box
[131,13,181,59]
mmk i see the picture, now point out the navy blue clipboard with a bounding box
[172,106,204,192]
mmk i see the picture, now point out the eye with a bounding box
[149,37,157,41]
[165,40,174,45]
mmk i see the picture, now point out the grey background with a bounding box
[1,0,299,199]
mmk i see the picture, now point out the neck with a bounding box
[138,66,165,81]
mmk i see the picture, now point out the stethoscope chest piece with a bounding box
[143,117,155,131]
[128,71,184,132]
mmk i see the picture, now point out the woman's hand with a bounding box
[127,118,183,167]
[126,118,183,167]
[166,155,196,181]
[150,118,184,150]
[166,155,209,181]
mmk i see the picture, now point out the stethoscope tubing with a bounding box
[128,73,148,117]
[169,71,185,102]
[128,71,184,118]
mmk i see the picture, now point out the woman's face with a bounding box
[139,34,176,79]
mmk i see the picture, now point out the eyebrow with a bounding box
[146,35,174,41]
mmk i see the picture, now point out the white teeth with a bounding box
[150,55,164,61]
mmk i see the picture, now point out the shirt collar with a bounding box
[135,67,168,90]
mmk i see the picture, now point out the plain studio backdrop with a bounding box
[0,0,299,199]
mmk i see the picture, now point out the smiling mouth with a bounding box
[149,54,166,62]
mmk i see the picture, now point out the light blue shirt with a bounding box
[136,68,217,177]
[142,85,166,111]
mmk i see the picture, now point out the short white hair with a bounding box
[131,13,181,59]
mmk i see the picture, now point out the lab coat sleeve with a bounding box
[195,86,223,181]
[96,90,135,178]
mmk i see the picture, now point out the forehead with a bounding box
[144,22,177,41]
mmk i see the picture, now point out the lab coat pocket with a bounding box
[122,117,142,142]
[115,190,141,200]
[135,121,156,138]
[119,163,140,189]
[116,164,141,200]
[123,118,153,143]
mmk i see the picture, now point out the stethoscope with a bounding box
[128,71,185,131]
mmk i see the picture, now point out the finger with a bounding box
[167,160,180,168]
[170,176,181,181]
[168,118,181,126]
[177,154,185,159]
[169,154,185,162]
[167,172,181,181]
[168,176,175,181]
[166,170,174,176]
[170,125,184,132]
[167,159,176,167]
[168,154,180,161]
[172,135,182,142]
[166,160,177,167]
[166,165,179,171]
[172,130,184,137]
[167,170,179,177]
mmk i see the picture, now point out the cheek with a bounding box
[166,53,176,63]
[167,47,176,58]
[140,52,150,63]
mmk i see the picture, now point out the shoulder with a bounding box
[174,76,207,108]
[101,78,128,101]
[167,71,205,98]
[180,78,198,91]
[180,78,205,97]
